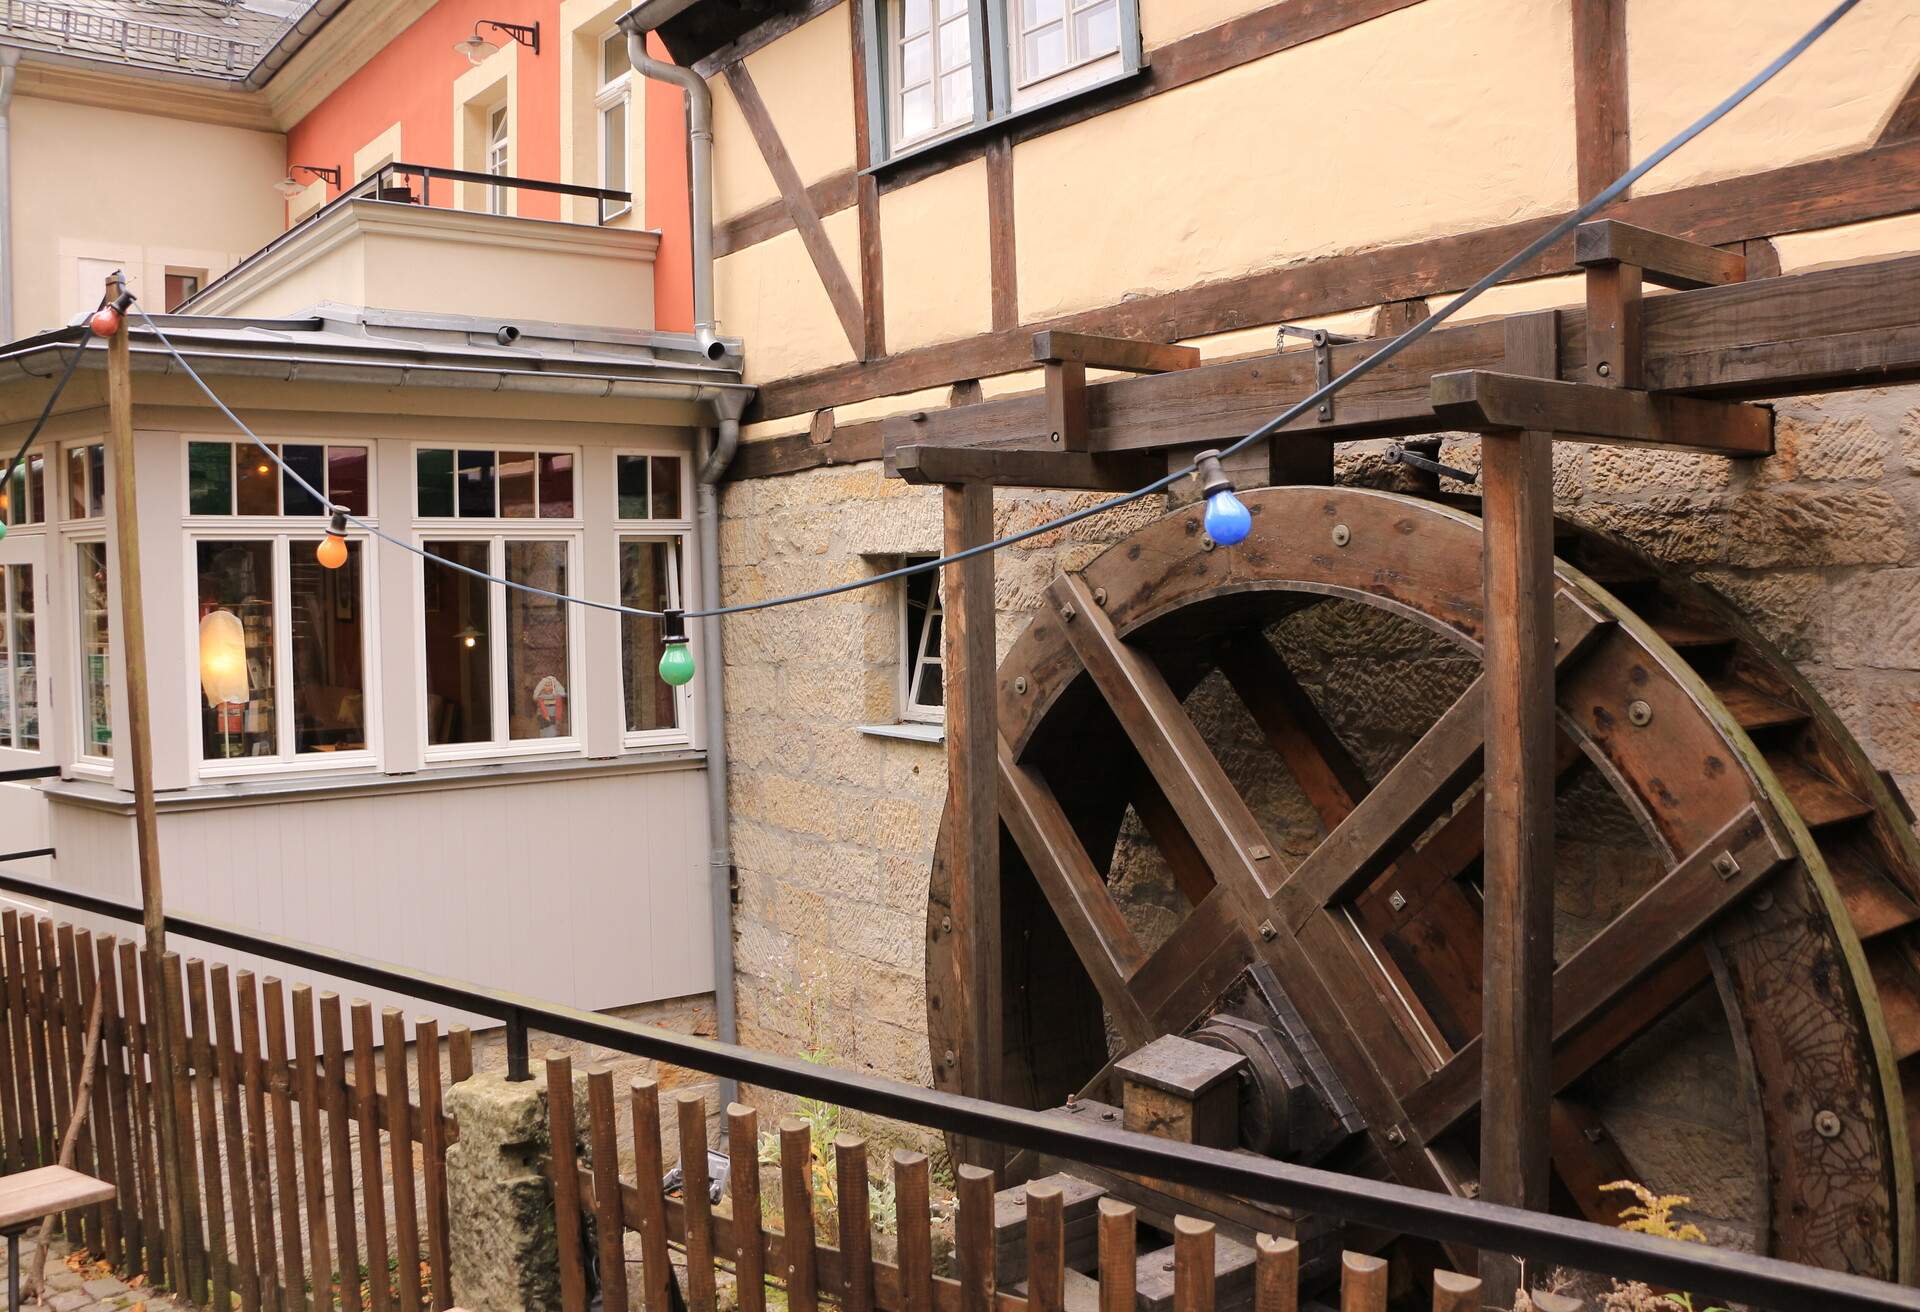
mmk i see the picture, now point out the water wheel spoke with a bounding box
[1129,768,1218,909]
[1215,631,1371,827]
[1404,804,1789,1142]
[1124,890,1255,1031]
[997,738,1157,1048]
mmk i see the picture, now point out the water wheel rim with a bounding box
[926,484,1911,1280]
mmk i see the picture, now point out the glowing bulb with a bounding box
[316,534,348,569]
[256,463,271,476]
[659,639,696,687]
[1203,487,1252,546]
[464,632,478,649]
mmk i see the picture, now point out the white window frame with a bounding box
[890,0,977,152]
[61,439,108,525]
[612,448,695,748]
[414,528,587,765]
[184,437,376,519]
[183,529,381,781]
[486,104,511,215]
[900,559,943,725]
[0,448,49,530]
[596,28,633,223]
[0,561,43,756]
[414,444,579,522]
[72,535,112,773]
[1008,0,1124,107]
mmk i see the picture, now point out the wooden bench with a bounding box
[0,1167,115,1312]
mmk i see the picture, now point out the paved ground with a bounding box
[0,1237,189,1312]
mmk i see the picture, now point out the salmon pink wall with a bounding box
[285,8,691,331]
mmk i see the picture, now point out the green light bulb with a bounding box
[658,640,696,687]
[0,520,11,542]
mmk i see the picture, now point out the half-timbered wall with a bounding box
[699,0,1920,1150]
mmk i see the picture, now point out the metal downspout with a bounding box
[698,394,746,1102]
[0,48,21,343]
[622,13,722,361]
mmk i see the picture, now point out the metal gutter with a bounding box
[0,47,17,343]
[243,0,357,88]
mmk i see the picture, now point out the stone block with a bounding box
[1864,672,1920,774]
[1698,569,1822,661]
[1588,444,1734,495]
[1766,410,1887,483]
[1830,569,1920,670]
[444,1069,587,1312]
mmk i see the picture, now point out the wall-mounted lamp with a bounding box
[273,163,342,198]
[454,19,539,64]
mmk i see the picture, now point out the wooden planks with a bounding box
[1429,370,1773,454]
[1571,0,1628,200]
[548,1054,589,1312]
[987,138,1018,333]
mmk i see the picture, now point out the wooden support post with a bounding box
[104,273,194,1297]
[944,482,1002,1170]
[1034,332,1199,452]
[1477,312,1559,1304]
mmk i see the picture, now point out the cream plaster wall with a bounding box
[1773,213,1920,274]
[716,208,861,383]
[10,94,285,334]
[1138,0,1270,51]
[1627,0,1920,197]
[880,159,995,353]
[744,3,859,191]
[1012,0,1578,322]
[712,73,782,223]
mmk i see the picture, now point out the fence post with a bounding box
[443,1060,581,1312]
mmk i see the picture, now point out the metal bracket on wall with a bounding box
[1277,325,1365,422]
[1385,444,1477,485]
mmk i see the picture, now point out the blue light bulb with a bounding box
[1203,487,1252,546]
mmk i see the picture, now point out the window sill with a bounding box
[858,722,945,745]
[41,747,707,814]
[865,63,1148,183]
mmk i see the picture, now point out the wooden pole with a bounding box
[942,482,1002,1171]
[104,273,193,1296]
[1476,313,1559,1303]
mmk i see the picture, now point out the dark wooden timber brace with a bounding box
[879,221,1900,1269]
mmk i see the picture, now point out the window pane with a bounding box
[282,444,328,517]
[940,69,973,121]
[902,32,931,85]
[6,459,23,526]
[602,100,627,193]
[601,29,626,84]
[424,541,491,745]
[457,449,497,518]
[1020,0,1063,26]
[26,454,43,525]
[67,448,85,520]
[499,451,538,519]
[1022,22,1066,78]
[291,540,365,753]
[87,444,105,518]
[938,0,966,17]
[417,448,455,517]
[79,543,111,758]
[616,454,649,519]
[12,565,35,750]
[650,456,683,519]
[901,83,934,139]
[1073,0,1118,56]
[236,445,280,516]
[0,570,12,747]
[621,540,679,732]
[538,453,575,517]
[938,15,969,72]
[327,446,369,516]
[902,0,931,36]
[506,541,570,740]
[188,442,232,515]
[196,541,277,760]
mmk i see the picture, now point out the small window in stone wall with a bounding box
[901,559,943,723]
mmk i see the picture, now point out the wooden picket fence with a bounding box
[0,907,467,1311]
[545,1055,1593,1312]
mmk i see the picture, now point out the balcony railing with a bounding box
[181,161,636,313]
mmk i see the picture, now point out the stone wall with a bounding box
[715,380,1920,1156]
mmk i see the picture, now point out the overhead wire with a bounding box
[130,0,1857,623]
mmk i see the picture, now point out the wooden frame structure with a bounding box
[885,223,1920,1300]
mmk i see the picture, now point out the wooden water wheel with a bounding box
[925,484,1920,1287]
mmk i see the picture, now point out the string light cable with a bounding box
[0,289,124,539]
[128,0,1858,685]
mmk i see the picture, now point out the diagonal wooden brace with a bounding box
[1430,370,1774,455]
[1034,331,1199,452]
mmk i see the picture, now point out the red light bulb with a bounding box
[88,305,122,338]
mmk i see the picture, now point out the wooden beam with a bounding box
[715,170,858,258]
[987,139,1018,333]
[1879,63,1920,144]
[1573,221,1747,290]
[1429,371,1774,454]
[1571,0,1628,199]
[1031,333,1201,374]
[888,444,1165,490]
[723,63,868,358]
[943,482,1001,1169]
[750,135,1920,424]
[1476,311,1559,1302]
[848,0,886,359]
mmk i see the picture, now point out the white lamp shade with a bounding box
[199,610,249,706]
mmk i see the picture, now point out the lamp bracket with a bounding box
[478,19,540,54]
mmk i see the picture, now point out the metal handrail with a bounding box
[0,867,1913,1310]
[178,161,637,313]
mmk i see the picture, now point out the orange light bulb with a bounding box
[316,533,348,569]
[88,305,122,338]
